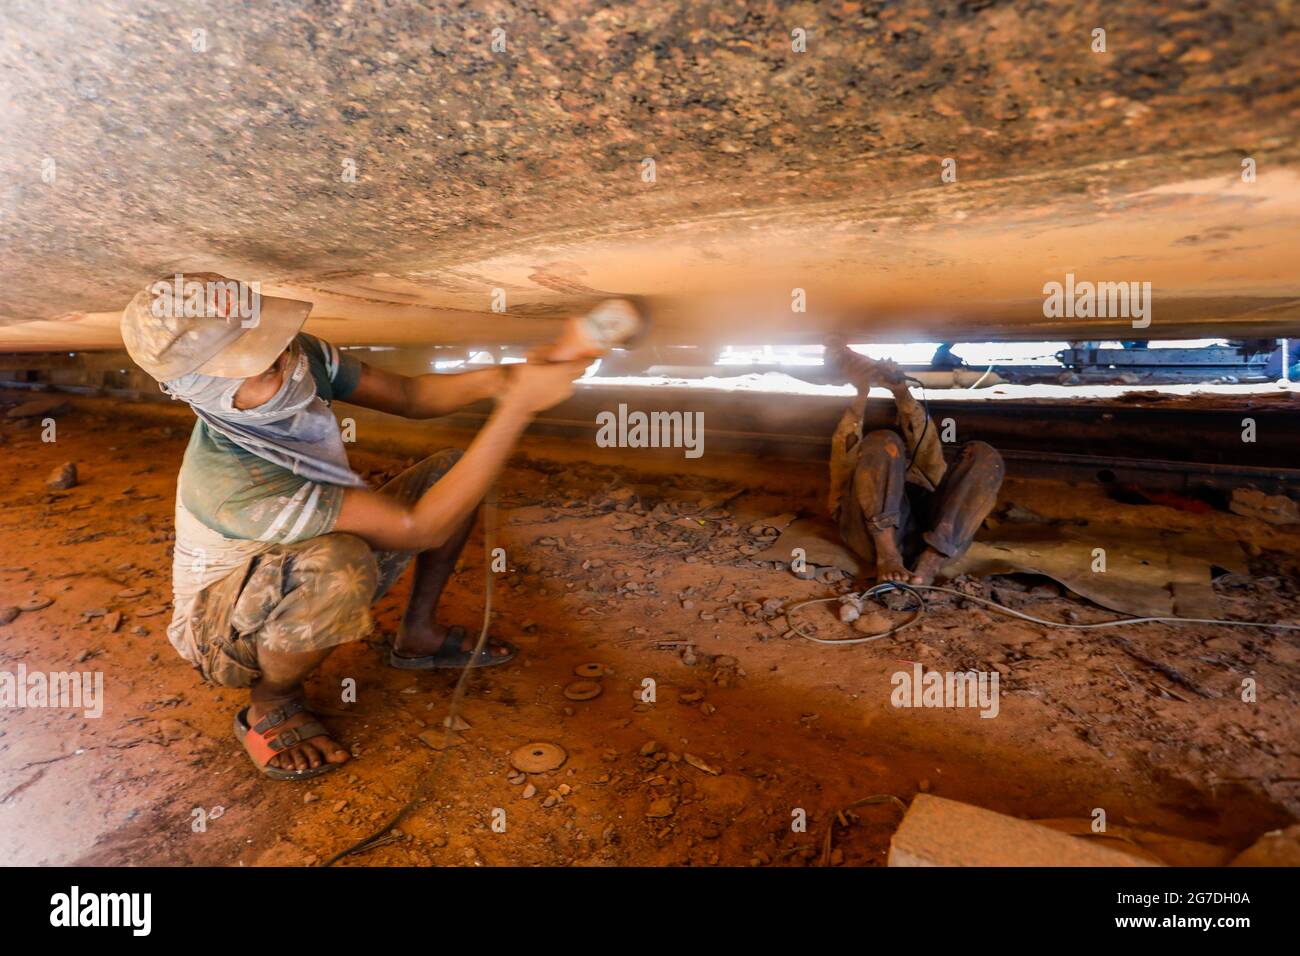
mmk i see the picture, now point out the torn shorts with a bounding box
[180,449,462,688]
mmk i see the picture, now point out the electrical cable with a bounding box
[325,311,644,865]
[967,363,995,390]
[899,373,929,471]
[323,486,499,866]
[785,580,1300,647]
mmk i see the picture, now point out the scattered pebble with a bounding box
[417,730,461,750]
[684,753,721,776]
[46,462,78,491]
[645,797,676,818]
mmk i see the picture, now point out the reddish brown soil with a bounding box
[1,391,1298,867]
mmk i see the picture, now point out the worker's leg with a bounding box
[911,441,1005,585]
[214,532,379,771]
[839,430,912,583]
[371,449,510,661]
[250,646,347,772]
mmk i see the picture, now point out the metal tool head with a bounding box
[577,298,644,350]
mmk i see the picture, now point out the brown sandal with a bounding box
[234,699,341,781]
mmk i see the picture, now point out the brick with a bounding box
[888,795,1159,867]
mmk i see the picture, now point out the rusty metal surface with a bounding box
[1,1,1298,350]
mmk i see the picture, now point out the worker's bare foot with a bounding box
[246,700,349,772]
[871,533,911,584]
[394,622,511,661]
[910,547,947,586]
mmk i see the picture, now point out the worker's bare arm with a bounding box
[344,362,509,419]
[887,378,923,419]
[824,338,924,426]
[332,360,588,551]
[333,403,530,550]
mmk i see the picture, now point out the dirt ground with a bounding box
[2,392,1298,867]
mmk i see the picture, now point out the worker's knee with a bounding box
[857,429,906,463]
[422,447,463,480]
[414,447,463,493]
[307,534,379,607]
[959,441,1005,481]
[281,533,378,632]
[231,533,378,658]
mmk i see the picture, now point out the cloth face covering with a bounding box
[162,342,366,488]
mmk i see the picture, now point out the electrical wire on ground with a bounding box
[324,487,499,866]
[785,580,1300,647]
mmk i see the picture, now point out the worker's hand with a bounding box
[824,337,905,388]
[498,359,588,413]
[872,358,907,386]
[822,336,859,384]
[523,341,579,364]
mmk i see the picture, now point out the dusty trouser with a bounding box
[182,449,464,688]
[838,431,1004,567]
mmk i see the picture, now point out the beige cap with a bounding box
[120,273,312,381]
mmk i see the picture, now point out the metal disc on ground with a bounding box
[573,662,605,678]
[564,680,603,701]
[511,742,567,774]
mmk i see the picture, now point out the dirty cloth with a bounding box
[944,524,1246,618]
[173,450,463,687]
[751,517,863,574]
[761,516,1245,619]
[838,431,1005,565]
[162,333,365,489]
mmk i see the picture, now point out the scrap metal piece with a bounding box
[510,742,567,774]
[563,680,603,701]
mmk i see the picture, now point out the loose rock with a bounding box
[46,462,78,491]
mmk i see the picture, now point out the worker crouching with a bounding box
[120,272,593,780]
[824,338,1005,586]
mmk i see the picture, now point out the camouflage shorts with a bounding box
[188,449,462,688]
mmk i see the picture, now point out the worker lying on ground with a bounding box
[121,273,590,780]
[823,338,1005,586]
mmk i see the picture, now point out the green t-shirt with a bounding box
[177,333,362,543]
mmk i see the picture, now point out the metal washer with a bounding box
[510,742,567,774]
[564,680,603,701]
